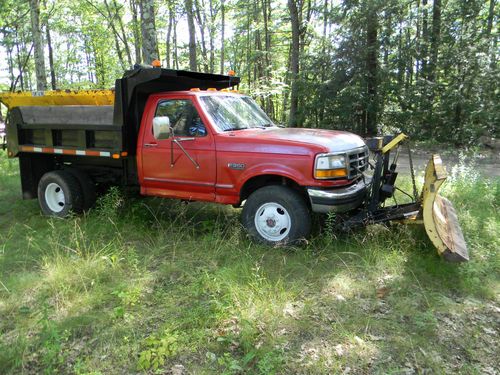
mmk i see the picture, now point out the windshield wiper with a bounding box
[223,127,250,132]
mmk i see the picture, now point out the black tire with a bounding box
[242,185,311,245]
[65,168,97,211]
[38,170,84,217]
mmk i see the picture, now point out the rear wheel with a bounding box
[38,170,83,217]
[242,185,311,245]
[65,168,97,211]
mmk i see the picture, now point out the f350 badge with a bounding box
[228,163,246,170]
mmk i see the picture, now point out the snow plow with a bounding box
[343,134,469,262]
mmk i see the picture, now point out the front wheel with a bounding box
[242,185,311,245]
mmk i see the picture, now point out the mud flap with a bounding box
[421,155,469,262]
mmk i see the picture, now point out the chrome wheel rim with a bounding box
[45,182,65,213]
[254,202,291,241]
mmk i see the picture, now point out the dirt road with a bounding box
[395,149,499,178]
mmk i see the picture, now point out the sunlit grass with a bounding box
[0,149,498,374]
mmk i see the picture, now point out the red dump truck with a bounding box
[0,67,468,261]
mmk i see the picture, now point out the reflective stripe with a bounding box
[19,145,121,158]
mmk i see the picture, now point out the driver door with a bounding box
[141,97,216,201]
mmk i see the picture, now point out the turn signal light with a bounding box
[315,169,347,179]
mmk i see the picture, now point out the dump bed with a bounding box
[0,67,239,199]
[0,67,240,160]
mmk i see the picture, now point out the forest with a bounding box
[0,0,498,143]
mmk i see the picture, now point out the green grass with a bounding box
[0,150,498,374]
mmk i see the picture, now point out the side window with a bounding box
[154,99,207,138]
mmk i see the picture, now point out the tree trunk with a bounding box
[104,0,126,69]
[83,35,94,83]
[166,0,174,68]
[7,46,15,86]
[245,2,252,86]
[186,0,197,71]
[112,0,133,67]
[139,0,158,64]
[262,0,272,113]
[208,0,216,73]
[428,0,441,83]
[130,0,141,64]
[220,0,225,74]
[365,3,378,136]
[421,0,428,78]
[173,21,179,69]
[43,0,56,90]
[29,0,47,91]
[287,0,300,127]
[194,0,209,72]
[486,0,496,69]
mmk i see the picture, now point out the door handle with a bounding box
[176,137,195,142]
[144,143,158,148]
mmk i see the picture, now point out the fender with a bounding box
[238,162,308,189]
[214,161,309,205]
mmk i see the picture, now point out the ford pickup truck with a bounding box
[0,67,468,261]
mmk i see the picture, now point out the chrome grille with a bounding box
[347,146,369,179]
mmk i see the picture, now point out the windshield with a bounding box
[199,95,275,131]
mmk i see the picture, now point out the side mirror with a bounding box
[152,116,171,140]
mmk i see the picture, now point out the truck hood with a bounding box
[224,127,366,153]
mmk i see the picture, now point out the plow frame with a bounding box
[340,134,469,262]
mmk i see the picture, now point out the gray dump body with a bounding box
[9,105,120,156]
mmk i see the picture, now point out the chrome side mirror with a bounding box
[152,116,171,140]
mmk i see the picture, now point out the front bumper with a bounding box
[307,177,371,213]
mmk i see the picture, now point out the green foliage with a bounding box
[37,302,70,373]
[95,186,125,219]
[137,329,181,371]
[1,0,497,142]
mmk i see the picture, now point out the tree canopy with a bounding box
[0,0,498,143]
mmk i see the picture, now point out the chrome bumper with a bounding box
[307,177,371,213]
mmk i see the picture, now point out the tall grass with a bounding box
[0,150,498,374]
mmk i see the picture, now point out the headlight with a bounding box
[314,154,347,179]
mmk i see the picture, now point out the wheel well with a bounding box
[240,174,309,205]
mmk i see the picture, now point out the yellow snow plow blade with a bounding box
[0,90,115,109]
[420,155,469,262]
